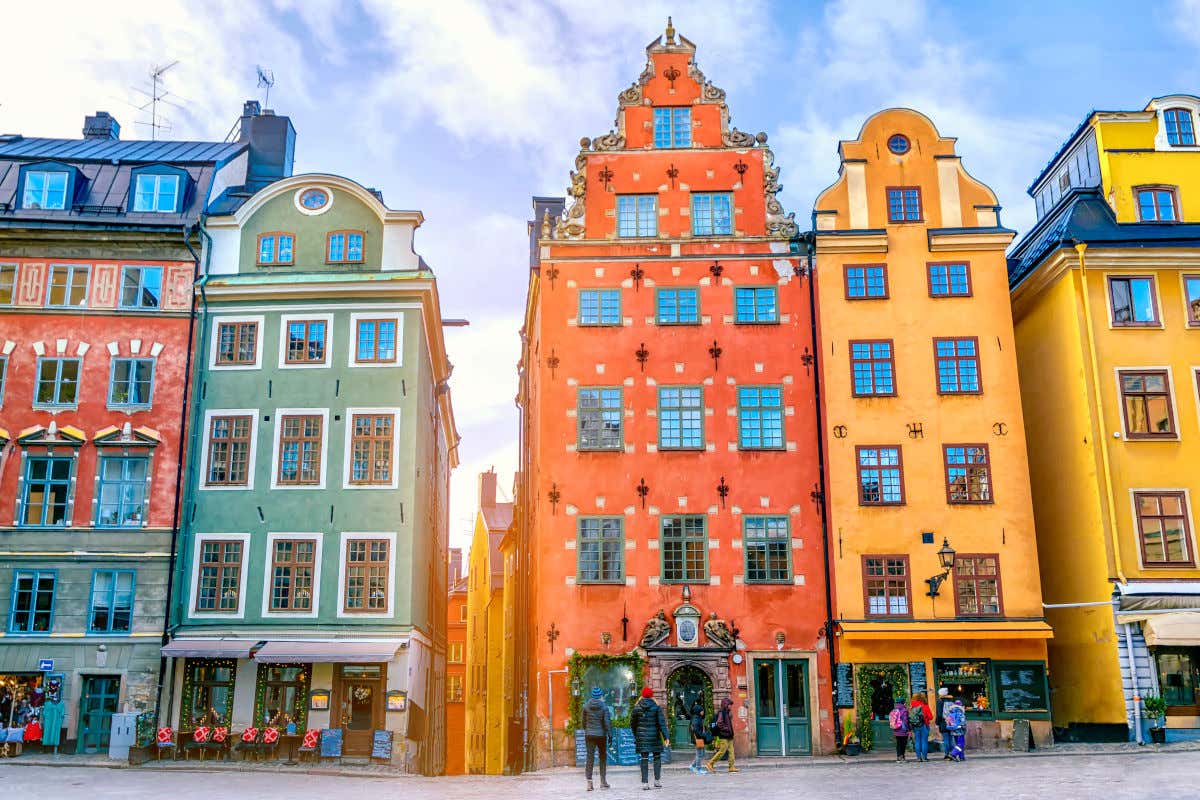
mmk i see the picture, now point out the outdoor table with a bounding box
[280,733,302,764]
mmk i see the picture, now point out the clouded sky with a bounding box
[4,0,1197,553]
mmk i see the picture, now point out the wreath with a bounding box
[352,686,371,702]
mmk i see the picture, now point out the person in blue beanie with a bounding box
[582,686,612,790]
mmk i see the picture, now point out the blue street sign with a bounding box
[38,659,53,671]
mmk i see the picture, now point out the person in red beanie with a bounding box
[630,687,670,790]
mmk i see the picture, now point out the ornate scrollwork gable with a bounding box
[763,147,798,239]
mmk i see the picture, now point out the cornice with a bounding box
[927,229,1015,252]
[814,231,889,254]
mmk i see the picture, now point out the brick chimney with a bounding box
[237,99,295,191]
[478,470,498,509]
[82,111,120,140]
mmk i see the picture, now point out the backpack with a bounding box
[907,705,925,729]
[889,707,909,733]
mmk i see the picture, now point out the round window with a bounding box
[887,134,910,155]
[299,188,329,210]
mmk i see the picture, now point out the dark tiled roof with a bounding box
[0,136,243,164]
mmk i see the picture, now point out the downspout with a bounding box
[1122,622,1144,744]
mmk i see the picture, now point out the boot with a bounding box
[654,781,662,789]
[587,780,594,792]
[600,779,610,789]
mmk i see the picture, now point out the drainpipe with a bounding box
[1122,622,1144,745]
[546,668,567,767]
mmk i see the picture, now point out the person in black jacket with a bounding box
[629,687,670,790]
[688,701,710,774]
[581,687,612,791]
[706,697,738,773]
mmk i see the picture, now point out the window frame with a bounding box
[128,164,188,214]
[577,387,624,451]
[107,357,155,409]
[1183,274,1200,327]
[352,317,400,365]
[267,537,318,614]
[886,185,923,223]
[691,192,733,236]
[193,537,246,615]
[576,516,625,585]
[843,264,889,300]
[660,515,708,584]
[578,288,622,327]
[200,410,258,490]
[1117,369,1177,440]
[927,262,973,297]
[734,286,779,324]
[346,410,398,488]
[7,570,57,634]
[256,232,296,266]
[210,316,264,369]
[18,454,76,528]
[33,357,82,409]
[132,172,181,213]
[657,385,704,451]
[326,230,366,264]
[45,263,90,308]
[616,194,658,238]
[1153,648,1200,714]
[341,535,392,615]
[18,165,72,211]
[1133,490,1196,568]
[861,555,913,618]
[273,411,327,489]
[0,263,16,306]
[653,106,692,149]
[952,554,1004,617]
[1134,185,1180,223]
[934,336,983,395]
[279,316,331,368]
[0,355,7,409]
[1107,275,1161,327]
[87,569,135,634]
[1164,108,1197,147]
[855,445,905,506]
[655,287,700,325]
[944,444,994,505]
[849,339,897,397]
[94,455,149,528]
[737,385,784,450]
[118,265,164,310]
[744,516,792,584]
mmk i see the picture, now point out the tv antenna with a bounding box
[133,60,181,140]
[256,65,275,108]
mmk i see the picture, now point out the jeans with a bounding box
[690,746,706,770]
[584,736,607,781]
[638,751,662,783]
[894,734,908,758]
[912,725,929,759]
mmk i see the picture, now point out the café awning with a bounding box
[161,638,259,658]
[1142,612,1200,647]
[253,640,405,664]
[838,619,1054,640]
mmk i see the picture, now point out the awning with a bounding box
[254,640,404,664]
[838,620,1054,641]
[161,638,259,658]
[1142,612,1200,647]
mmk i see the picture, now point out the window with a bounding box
[856,446,904,505]
[1108,276,1159,326]
[661,516,707,583]
[954,555,1002,616]
[19,456,73,527]
[1119,370,1175,438]
[257,233,295,266]
[119,266,163,310]
[350,413,394,485]
[449,642,464,663]
[35,358,80,407]
[945,444,992,504]
[887,186,922,222]
[616,195,657,237]
[735,286,778,323]
[653,107,691,148]
[8,571,55,633]
[887,134,910,155]
[448,675,464,702]
[254,665,309,729]
[327,231,365,263]
[1155,650,1199,711]
[206,415,252,486]
[270,539,315,612]
[578,388,623,450]
[1135,491,1194,566]
[284,320,327,365]
[133,173,180,213]
[850,340,895,397]
[277,414,323,485]
[738,386,783,449]
[577,517,624,583]
[928,263,971,297]
[0,356,6,406]
[1136,187,1178,222]
[579,289,621,326]
[184,660,235,725]
[0,264,15,305]
[88,570,134,633]
[344,539,390,612]
[46,264,89,307]
[460,604,468,622]
[656,288,699,324]
[863,556,911,617]
[844,265,888,299]
[692,193,733,236]
[355,319,397,362]
[745,516,790,583]
[1185,275,1200,326]
[108,358,154,407]
[215,321,258,365]
[22,171,68,210]
[659,386,702,449]
[1165,108,1196,146]
[96,456,148,527]
[935,338,981,394]
[196,540,243,612]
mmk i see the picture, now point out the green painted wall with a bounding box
[237,187,384,273]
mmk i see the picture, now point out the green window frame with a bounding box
[691,193,732,236]
[734,286,778,323]
[655,288,699,324]
[19,455,74,527]
[579,289,621,326]
[737,385,784,449]
[96,456,149,528]
[658,386,703,449]
[577,517,624,584]
[253,664,310,729]
[182,658,236,727]
[8,570,56,634]
[744,516,791,583]
[616,195,657,237]
[88,570,135,634]
[578,387,623,450]
[108,357,155,408]
[661,515,708,583]
[34,357,81,407]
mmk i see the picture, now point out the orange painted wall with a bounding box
[446,586,468,775]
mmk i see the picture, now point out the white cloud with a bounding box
[444,311,524,429]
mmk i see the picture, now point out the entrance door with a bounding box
[78,676,121,754]
[665,665,712,750]
[333,664,385,756]
[754,659,811,756]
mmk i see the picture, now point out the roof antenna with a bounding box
[133,60,180,141]
[256,65,275,108]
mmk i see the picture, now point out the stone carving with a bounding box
[591,130,626,152]
[763,147,798,239]
[702,81,726,103]
[618,83,643,107]
[640,610,671,649]
[555,151,590,240]
[703,612,736,650]
[722,127,756,148]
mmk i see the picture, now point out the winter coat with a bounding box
[689,706,709,741]
[909,700,933,728]
[582,697,612,739]
[946,704,966,732]
[713,702,734,739]
[630,698,669,753]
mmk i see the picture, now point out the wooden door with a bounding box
[77,676,121,754]
[333,665,385,755]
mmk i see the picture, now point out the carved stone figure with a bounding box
[703,612,736,650]
[591,131,626,152]
[722,127,756,148]
[640,610,671,648]
[619,83,643,107]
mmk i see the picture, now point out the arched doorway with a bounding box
[665,665,713,750]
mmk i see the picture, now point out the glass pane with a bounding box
[784,663,807,718]
[756,662,778,717]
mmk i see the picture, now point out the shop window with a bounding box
[34,357,81,407]
[928,263,972,297]
[577,517,624,584]
[182,659,236,727]
[737,386,784,449]
[270,539,315,612]
[887,186,922,222]
[195,539,243,612]
[119,266,163,310]
[19,456,73,527]
[1134,491,1194,566]
[653,107,691,148]
[0,263,15,305]
[1108,275,1159,326]
[8,570,56,633]
[953,555,1002,616]
[1119,370,1175,438]
[856,446,904,505]
[205,415,252,486]
[350,413,395,485]
[327,230,365,264]
[844,264,888,299]
[616,195,658,237]
[993,661,1050,716]
[661,515,707,583]
[254,664,310,728]
[1155,650,1199,712]
[935,659,993,716]
[343,538,390,612]
[277,414,323,485]
[1185,275,1200,326]
[355,319,398,363]
[658,386,703,449]
[850,340,896,397]
[692,193,732,236]
[96,456,148,528]
[284,320,327,365]
[108,357,154,408]
[21,169,69,210]
[862,555,911,616]
[1165,108,1197,146]
[88,570,134,633]
[656,288,699,324]
[744,516,791,583]
[257,232,295,266]
[734,286,778,323]
[579,289,621,326]
[944,444,992,504]
[46,264,89,307]
[577,387,623,450]
[935,338,981,394]
[215,321,258,366]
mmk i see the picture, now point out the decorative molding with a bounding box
[763,148,798,239]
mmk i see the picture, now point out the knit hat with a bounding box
[641,687,654,698]
[591,687,603,699]
[937,688,950,697]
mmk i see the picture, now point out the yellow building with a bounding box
[1010,95,1200,742]
[815,109,1052,750]
[465,471,513,773]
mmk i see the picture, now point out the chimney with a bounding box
[83,111,120,140]
[448,548,463,585]
[237,100,295,191]
[478,470,498,510]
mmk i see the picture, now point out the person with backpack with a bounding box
[630,687,670,790]
[935,687,955,759]
[888,699,910,761]
[581,686,612,791]
[946,699,967,762]
[705,697,738,773]
[908,692,933,762]
[688,701,710,774]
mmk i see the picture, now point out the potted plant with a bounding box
[841,715,861,756]
[1142,695,1168,744]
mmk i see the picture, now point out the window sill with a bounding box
[745,580,795,586]
[658,446,705,452]
[947,500,996,506]
[733,320,781,326]
[655,321,702,326]
[1122,433,1181,442]
[661,579,710,585]
[32,404,79,411]
[107,404,152,412]
[118,305,163,312]
[845,296,890,301]
[852,392,898,399]
[4,631,52,637]
[1110,323,1165,330]
[737,446,786,452]
[577,580,627,586]
[94,524,146,531]
[577,447,626,453]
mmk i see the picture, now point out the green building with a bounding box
[162,173,457,773]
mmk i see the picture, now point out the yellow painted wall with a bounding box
[1095,116,1200,223]
[465,513,507,775]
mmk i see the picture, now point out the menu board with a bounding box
[997,664,1049,713]
[908,662,927,697]
[371,729,394,761]
[319,727,343,758]
[835,663,854,708]
[612,727,639,765]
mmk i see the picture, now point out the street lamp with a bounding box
[925,538,957,597]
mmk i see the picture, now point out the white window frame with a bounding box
[198,408,261,491]
[133,173,180,213]
[348,312,403,368]
[336,531,397,619]
[208,314,265,370]
[277,313,334,370]
[270,407,330,491]
[342,407,402,490]
[22,170,69,210]
[260,531,324,619]
[187,532,252,619]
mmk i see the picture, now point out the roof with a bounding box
[482,504,514,532]
[0,136,244,164]
[1027,111,1103,194]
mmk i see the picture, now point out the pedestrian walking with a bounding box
[936,687,955,760]
[888,700,910,761]
[946,699,967,762]
[630,687,670,790]
[688,701,710,774]
[582,686,612,791]
[908,692,933,762]
[705,697,738,773]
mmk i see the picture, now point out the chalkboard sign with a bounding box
[319,728,343,758]
[574,730,587,766]
[908,662,928,697]
[996,664,1048,713]
[836,663,854,708]
[611,727,638,766]
[371,729,394,761]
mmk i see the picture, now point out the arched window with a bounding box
[1164,108,1196,147]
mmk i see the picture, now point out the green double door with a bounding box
[77,676,121,754]
[754,659,811,756]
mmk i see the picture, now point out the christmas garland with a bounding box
[565,652,645,734]
[853,663,909,752]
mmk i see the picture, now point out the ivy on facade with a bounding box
[565,651,645,733]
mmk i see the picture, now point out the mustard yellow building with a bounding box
[815,109,1052,750]
[1010,95,1200,743]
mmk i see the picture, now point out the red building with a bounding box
[516,23,833,767]
[446,549,468,774]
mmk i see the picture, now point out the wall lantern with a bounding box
[925,538,957,597]
[309,689,331,711]
[386,690,408,712]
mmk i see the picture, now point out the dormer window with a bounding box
[653,107,691,148]
[22,170,69,210]
[327,231,364,264]
[1164,108,1196,147]
[133,173,180,212]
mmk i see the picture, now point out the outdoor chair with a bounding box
[203,726,230,761]
[155,727,177,761]
[183,726,211,761]
[258,726,281,760]
[297,728,320,763]
[234,727,259,760]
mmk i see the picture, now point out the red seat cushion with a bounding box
[262,727,280,744]
[211,727,229,743]
[156,727,174,744]
[241,727,258,742]
[192,727,210,743]
[301,728,320,749]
